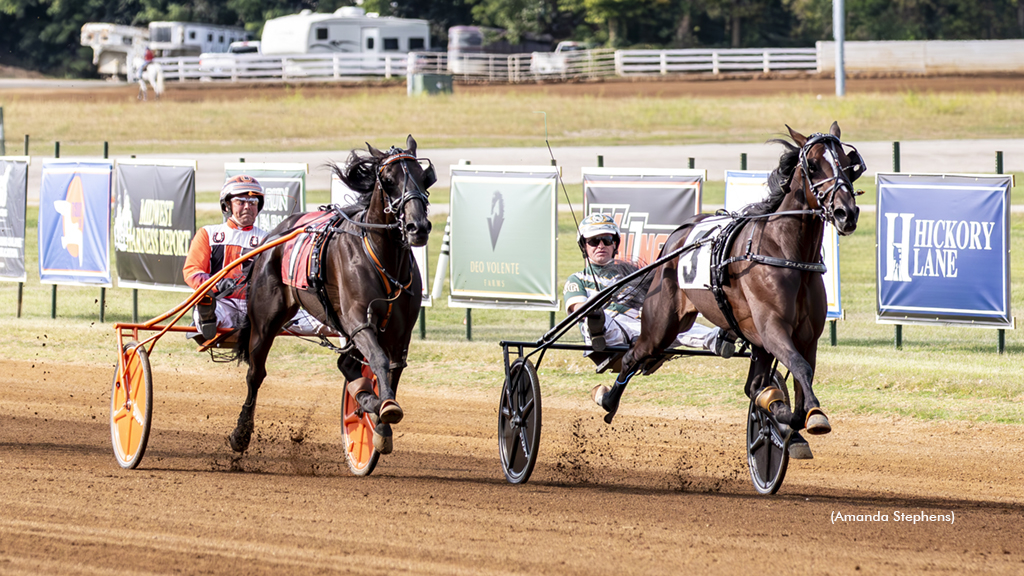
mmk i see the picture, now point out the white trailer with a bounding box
[148,21,250,57]
[80,23,149,80]
[261,7,430,55]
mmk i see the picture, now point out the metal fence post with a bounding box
[892,141,902,349]
[996,150,1005,354]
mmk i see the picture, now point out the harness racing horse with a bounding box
[136,62,164,101]
[228,135,433,456]
[597,122,864,444]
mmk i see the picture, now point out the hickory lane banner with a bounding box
[114,159,197,291]
[876,173,1013,328]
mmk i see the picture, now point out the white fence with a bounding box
[153,47,809,84]
[614,48,816,76]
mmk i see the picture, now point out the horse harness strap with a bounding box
[708,215,827,341]
[360,233,415,332]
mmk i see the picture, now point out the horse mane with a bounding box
[743,137,800,216]
[330,148,384,211]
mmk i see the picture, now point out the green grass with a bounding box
[4,89,1024,155]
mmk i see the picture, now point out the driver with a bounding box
[563,213,735,357]
[183,175,267,340]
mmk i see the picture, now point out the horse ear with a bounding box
[406,134,417,156]
[366,143,383,158]
[830,121,841,139]
[786,124,807,147]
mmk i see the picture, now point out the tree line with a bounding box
[1,0,1021,78]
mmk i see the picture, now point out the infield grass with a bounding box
[2,89,1024,155]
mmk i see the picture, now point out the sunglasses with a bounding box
[586,236,615,247]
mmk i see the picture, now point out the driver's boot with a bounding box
[196,294,217,341]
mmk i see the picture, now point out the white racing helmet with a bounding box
[576,213,621,252]
[220,175,264,216]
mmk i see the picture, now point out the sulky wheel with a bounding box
[110,342,154,469]
[498,357,542,484]
[340,366,380,476]
[746,394,792,495]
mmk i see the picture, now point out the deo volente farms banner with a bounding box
[114,159,197,291]
[225,163,307,232]
[582,167,703,267]
[0,156,29,282]
[448,165,559,310]
[876,173,1013,328]
[38,159,113,286]
[724,170,845,320]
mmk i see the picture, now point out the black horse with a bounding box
[228,135,433,455]
[596,122,864,442]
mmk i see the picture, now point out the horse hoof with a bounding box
[379,399,404,424]
[591,385,610,408]
[373,423,393,454]
[228,431,249,453]
[789,433,814,460]
[805,408,832,435]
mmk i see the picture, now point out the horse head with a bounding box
[367,135,433,247]
[786,121,865,236]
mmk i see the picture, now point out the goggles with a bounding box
[586,236,616,247]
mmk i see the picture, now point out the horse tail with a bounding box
[230,321,252,366]
[154,67,165,95]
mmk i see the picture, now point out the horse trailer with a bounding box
[80,23,149,80]
[148,21,250,57]
[260,7,430,55]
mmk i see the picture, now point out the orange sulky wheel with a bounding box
[110,341,154,469]
[340,365,380,476]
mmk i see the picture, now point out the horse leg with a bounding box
[351,330,401,423]
[758,321,829,435]
[598,266,692,424]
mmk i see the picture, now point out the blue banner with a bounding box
[39,160,113,286]
[876,173,1012,327]
[725,170,844,320]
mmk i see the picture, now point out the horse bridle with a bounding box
[797,133,866,224]
[375,148,433,244]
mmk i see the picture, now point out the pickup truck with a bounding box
[530,41,587,75]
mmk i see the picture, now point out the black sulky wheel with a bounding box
[746,395,792,495]
[498,357,542,484]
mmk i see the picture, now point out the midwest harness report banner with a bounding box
[114,159,197,291]
[448,166,559,311]
[876,173,1013,328]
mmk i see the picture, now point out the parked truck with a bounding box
[530,41,588,75]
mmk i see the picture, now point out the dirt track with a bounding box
[2,356,1022,575]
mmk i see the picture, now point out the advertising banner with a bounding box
[876,173,1013,328]
[0,157,29,282]
[38,160,112,286]
[113,160,196,291]
[724,170,844,319]
[225,163,307,233]
[448,166,558,310]
[582,168,703,266]
[331,172,431,306]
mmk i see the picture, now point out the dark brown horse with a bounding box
[596,122,864,441]
[228,135,433,455]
